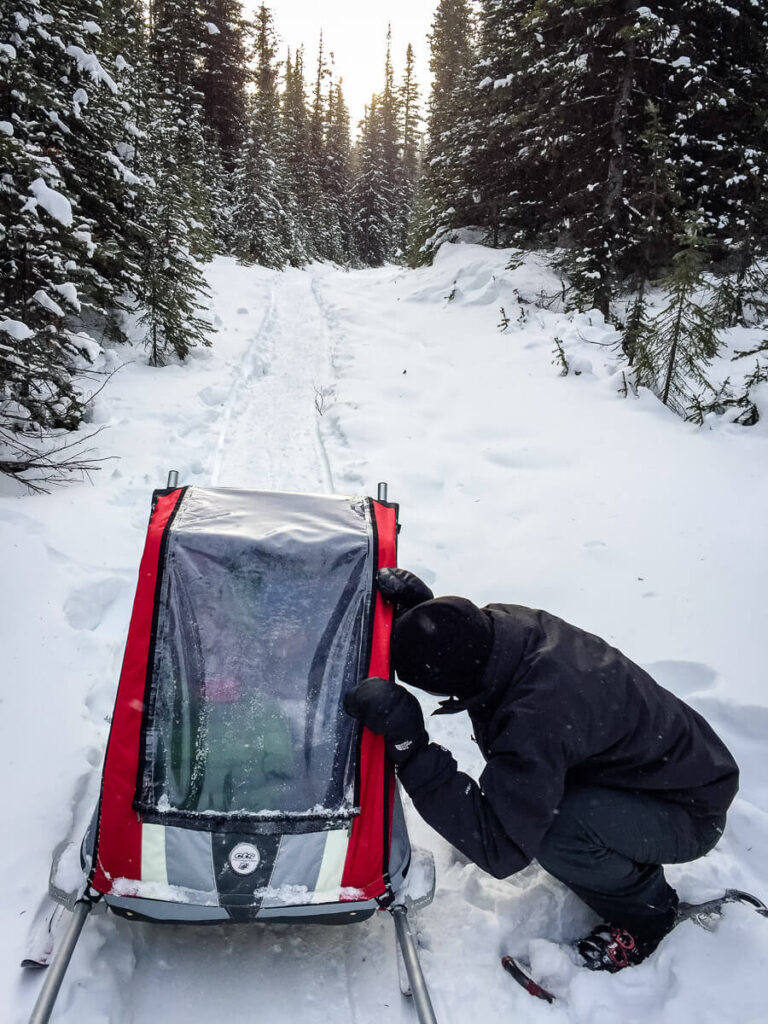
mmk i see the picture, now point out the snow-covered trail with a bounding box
[208,268,334,493]
[4,261,421,1024]
[3,247,768,1024]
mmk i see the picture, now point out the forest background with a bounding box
[1,0,767,489]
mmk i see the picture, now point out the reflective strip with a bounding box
[312,831,349,904]
[141,823,168,885]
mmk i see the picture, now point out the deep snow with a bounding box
[2,244,768,1023]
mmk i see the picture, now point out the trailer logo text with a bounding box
[229,843,261,875]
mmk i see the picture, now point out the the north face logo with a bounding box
[228,842,261,875]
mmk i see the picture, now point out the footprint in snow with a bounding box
[198,384,229,407]
[63,577,129,631]
[483,445,565,470]
[644,660,717,698]
[0,506,44,535]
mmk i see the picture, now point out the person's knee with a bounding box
[537,787,628,881]
[537,798,597,878]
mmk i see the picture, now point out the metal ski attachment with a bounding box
[389,846,438,1023]
[391,905,438,1024]
[27,899,94,1024]
[501,956,556,1003]
[677,888,768,931]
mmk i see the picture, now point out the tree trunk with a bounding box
[662,295,685,405]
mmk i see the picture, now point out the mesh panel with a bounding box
[136,488,374,831]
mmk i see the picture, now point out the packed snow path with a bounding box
[209,270,334,493]
[4,248,768,1024]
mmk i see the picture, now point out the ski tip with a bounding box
[501,955,556,1003]
[20,958,50,970]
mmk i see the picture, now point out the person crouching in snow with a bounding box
[344,568,739,972]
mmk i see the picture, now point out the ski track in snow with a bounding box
[211,268,335,494]
[4,248,768,1024]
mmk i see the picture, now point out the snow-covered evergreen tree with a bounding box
[135,101,212,365]
[0,0,139,438]
[138,0,214,361]
[304,33,341,262]
[407,0,474,265]
[280,47,314,262]
[323,78,355,264]
[633,219,720,416]
[196,0,249,174]
[193,0,250,252]
[351,97,395,267]
[230,4,292,267]
[398,42,422,253]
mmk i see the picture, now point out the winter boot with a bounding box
[577,911,675,972]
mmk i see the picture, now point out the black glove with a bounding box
[344,677,429,766]
[377,567,434,610]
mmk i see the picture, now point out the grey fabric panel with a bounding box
[388,785,412,893]
[257,899,378,920]
[165,826,216,893]
[105,894,229,922]
[260,831,327,908]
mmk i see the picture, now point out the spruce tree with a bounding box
[398,43,422,253]
[323,78,355,264]
[281,48,314,261]
[138,0,214,362]
[665,1,768,261]
[407,0,474,265]
[196,0,249,173]
[633,219,721,416]
[305,32,339,261]
[136,100,212,365]
[193,0,249,252]
[377,25,403,260]
[0,0,136,435]
[351,97,394,266]
[230,4,291,267]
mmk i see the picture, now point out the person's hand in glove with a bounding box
[344,677,429,766]
[377,567,434,611]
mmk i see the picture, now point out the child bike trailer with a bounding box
[25,482,437,1024]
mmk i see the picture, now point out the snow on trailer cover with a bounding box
[26,485,437,1024]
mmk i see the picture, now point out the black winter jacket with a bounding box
[397,604,739,879]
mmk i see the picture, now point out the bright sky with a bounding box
[244,1,438,130]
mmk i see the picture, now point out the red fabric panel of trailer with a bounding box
[340,499,398,900]
[90,489,184,894]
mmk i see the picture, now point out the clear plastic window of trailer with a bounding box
[136,489,375,830]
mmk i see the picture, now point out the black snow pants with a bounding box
[536,785,726,932]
